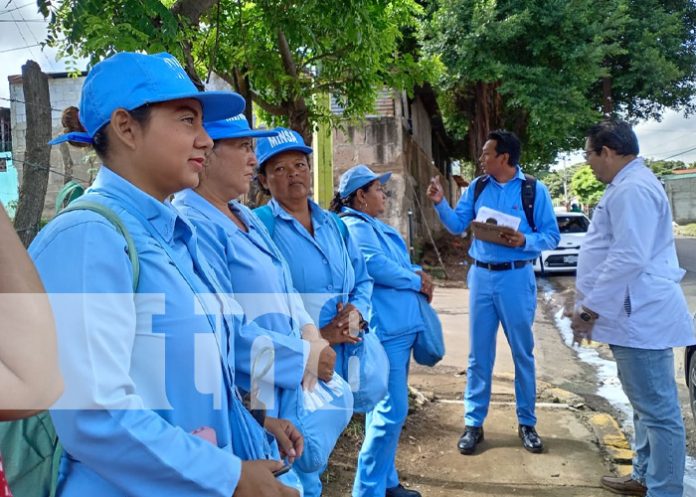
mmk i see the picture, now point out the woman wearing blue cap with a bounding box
[173,119,353,497]
[30,52,298,497]
[253,129,391,496]
[330,165,433,497]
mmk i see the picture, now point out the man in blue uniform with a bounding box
[427,130,560,455]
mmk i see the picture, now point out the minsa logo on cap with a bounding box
[163,57,189,81]
[227,115,246,122]
[267,129,298,148]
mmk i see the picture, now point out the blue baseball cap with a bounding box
[49,52,245,145]
[204,114,278,141]
[255,127,313,171]
[338,164,392,198]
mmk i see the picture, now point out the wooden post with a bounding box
[13,60,52,247]
[313,92,333,208]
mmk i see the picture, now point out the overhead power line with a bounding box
[0,42,41,54]
[0,96,65,114]
[0,1,33,15]
[655,145,696,161]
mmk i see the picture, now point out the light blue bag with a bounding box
[341,330,389,413]
[229,391,304,495]
[278,373,353,473]
[412,294,445,366]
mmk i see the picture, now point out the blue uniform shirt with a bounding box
[434,167,560,262]
[173,189,310,398]
[340,207,424,340]
[264,198,373,329]
[29,167,243,497]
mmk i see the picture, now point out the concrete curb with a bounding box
[587,412,634,476]
[540,384,634,476]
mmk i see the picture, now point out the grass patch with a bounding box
[675,223,696,237]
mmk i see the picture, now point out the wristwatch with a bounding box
[579,307,599,322]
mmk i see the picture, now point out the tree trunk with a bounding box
[232,68,253,125]
[467,81,502,176]
[14,60,52,247]
[602,76,613,116]
[288,101,312,145]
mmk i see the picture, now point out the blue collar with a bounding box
[268,197,327,228]
[488,166,525,186]
[174,188,239,231]
[340,205,373,222]
[89,166,189,243]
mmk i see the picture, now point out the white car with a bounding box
[533,211,591,274]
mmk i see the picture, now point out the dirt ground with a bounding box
[320,238,615,497]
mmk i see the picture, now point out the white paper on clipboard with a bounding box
[475,206,521,231]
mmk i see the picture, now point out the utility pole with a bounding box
[14,60,51,247]
[312,92,333,208]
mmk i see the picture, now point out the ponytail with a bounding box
[328,192,343,213]
[61,106,90,149]
[60,104,152,158]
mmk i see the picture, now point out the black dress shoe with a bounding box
[518,424,543,453]
[385,483,421,497]
[457,426,483,455]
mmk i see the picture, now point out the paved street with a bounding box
[676,237,696,311]
[536,236,696,491]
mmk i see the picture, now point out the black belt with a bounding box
[473,259,533,271]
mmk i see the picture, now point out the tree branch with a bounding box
[180,40,204,90]
[249,88,287,116]
[301,48,350,69]
[277,29,299,79]
[170,0,217,25]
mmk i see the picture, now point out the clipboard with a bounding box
[470,221,517,245]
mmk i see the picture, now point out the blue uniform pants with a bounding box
[352,331,417,497]
[286,374,353,497]
[465,264,537,427]
[296,465,324,497]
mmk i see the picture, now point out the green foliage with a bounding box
[539,163,583,202]
[644,159,688,177]
[42,0,186,61]
[39,0,436,132]
[599,0,696,120]
[570,165,605,206]
[422,0,696,171]
[424,0,610,166]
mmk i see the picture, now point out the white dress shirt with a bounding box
[576,157,695,349]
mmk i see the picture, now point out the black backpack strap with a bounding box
[521,174,537,232]
[471,175,489,218]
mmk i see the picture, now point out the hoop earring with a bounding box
[362,201,367,211]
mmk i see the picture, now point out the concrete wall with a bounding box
[665,173,696,224]
[332,90,455,247]
[10,73,94,219]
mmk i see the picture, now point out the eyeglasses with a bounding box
[583,150,596,161]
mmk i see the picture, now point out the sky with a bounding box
[2,0,696,167]
[0,1,80,102]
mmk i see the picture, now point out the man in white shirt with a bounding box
[572,120,695,497]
